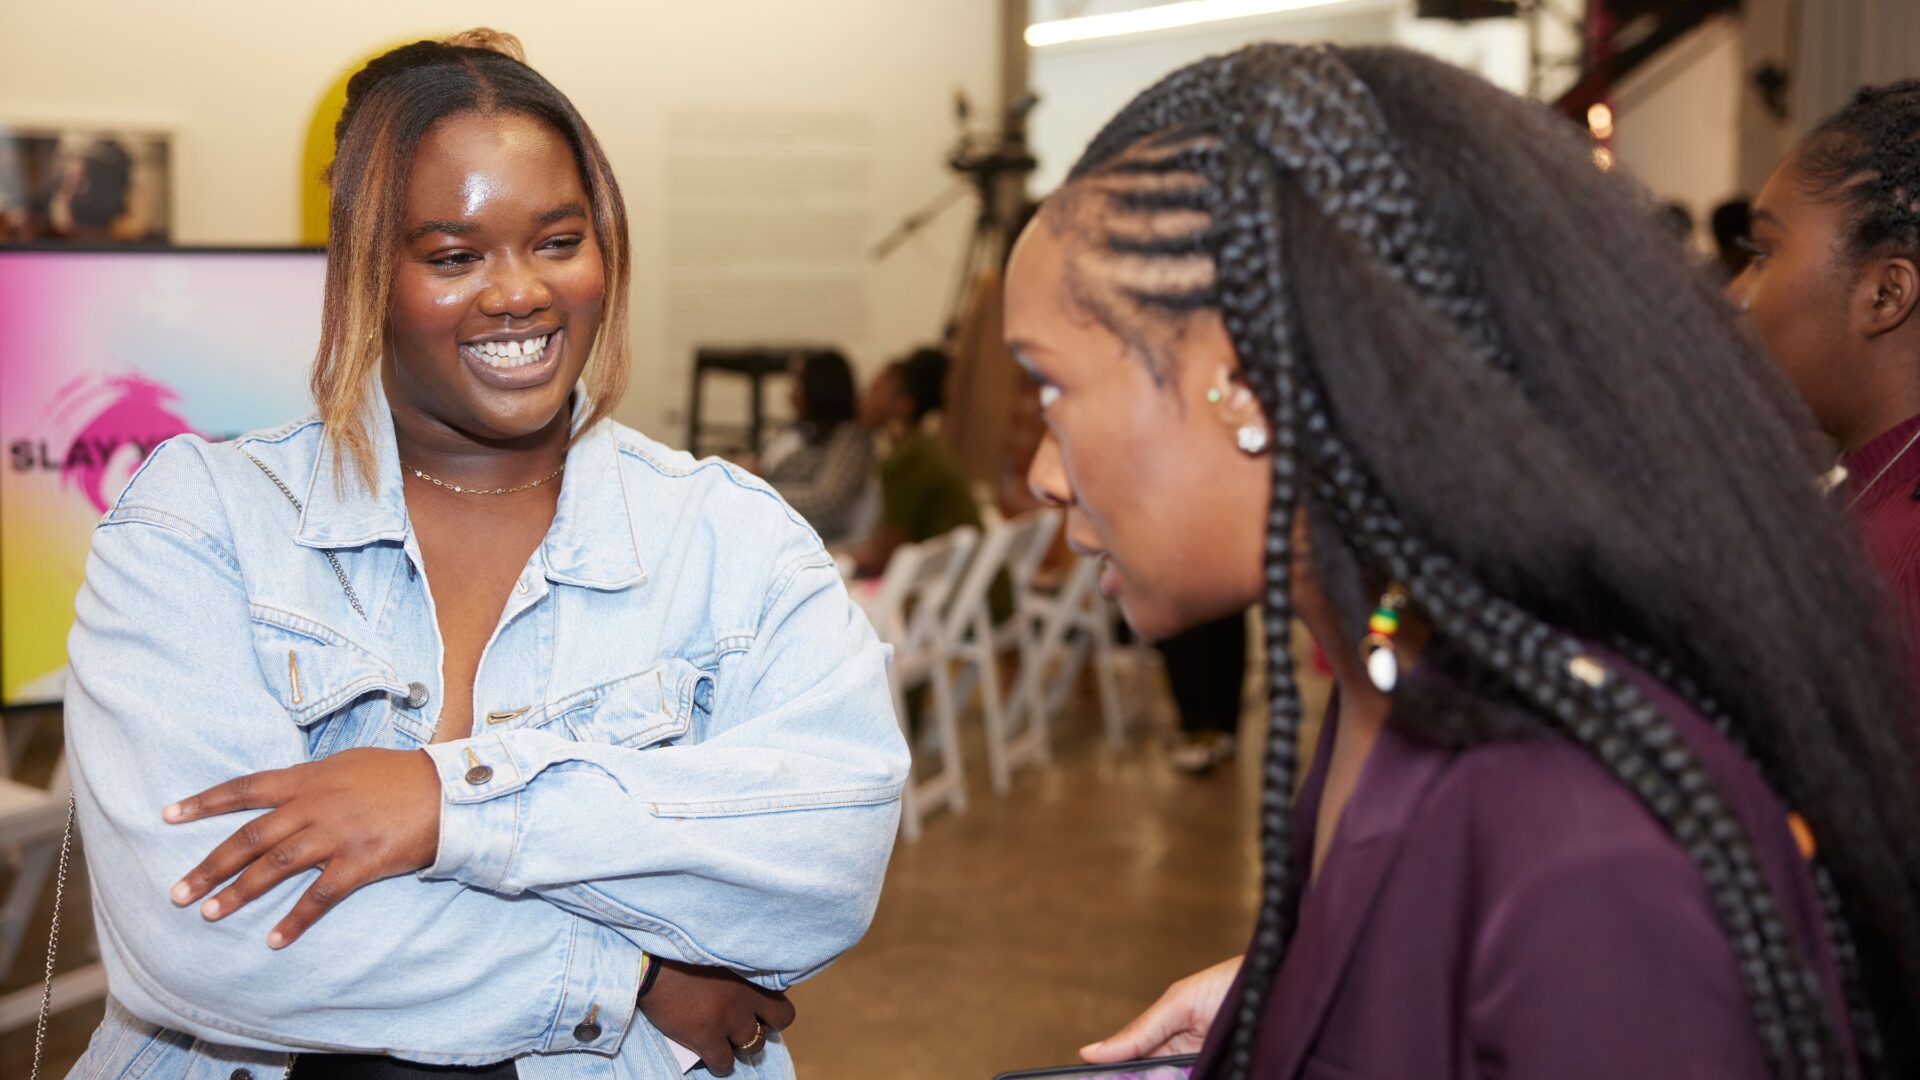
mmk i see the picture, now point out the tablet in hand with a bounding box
[992,1053,1198,1080]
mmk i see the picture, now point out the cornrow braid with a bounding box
[1799,80,1920,263]
[1053,43,1916,1079]
[1059,67,1308,1079]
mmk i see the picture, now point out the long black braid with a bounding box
[1055,44,1920,1079]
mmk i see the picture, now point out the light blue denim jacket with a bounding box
[63,389,907,1079]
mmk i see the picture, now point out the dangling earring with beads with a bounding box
[1358,583,1409,692]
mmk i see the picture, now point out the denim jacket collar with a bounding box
[544,408,647,590]
[294,383,646,591]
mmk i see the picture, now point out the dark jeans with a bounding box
[289,1056,517,1079]
[1156,610,1248,737]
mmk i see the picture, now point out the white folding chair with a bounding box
[0,753,108,1033]
[1048,560,1138,748]
[945,509,1060,793]
[1,711,37,779]
[1008,552,1146,760]
[867,526,978,842]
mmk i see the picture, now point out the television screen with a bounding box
[0,247,324,706]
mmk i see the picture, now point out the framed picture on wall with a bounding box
[0,123,171,244]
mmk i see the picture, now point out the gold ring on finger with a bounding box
[737,1022,766,1055]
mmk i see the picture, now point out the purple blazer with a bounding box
[1193,660,1854,1079]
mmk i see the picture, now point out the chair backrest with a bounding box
[1002,509,1061,596]
[871,526,979,657]
[941,520,1017,643]
[942,509,1061,642]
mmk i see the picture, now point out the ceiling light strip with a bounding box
[1026,0,1361,48]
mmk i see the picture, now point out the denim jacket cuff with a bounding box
[420,734,527,891]
[543,917,646,1055]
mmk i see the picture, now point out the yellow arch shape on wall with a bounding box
[300,39,416,245]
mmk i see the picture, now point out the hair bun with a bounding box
[440,28,526,63]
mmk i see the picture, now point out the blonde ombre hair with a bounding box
[314,29,630,486]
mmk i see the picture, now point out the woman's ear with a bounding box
[1206,366,1270,455]
[1860,256,1920,338]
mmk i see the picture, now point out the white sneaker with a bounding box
[1170,732,1237,774]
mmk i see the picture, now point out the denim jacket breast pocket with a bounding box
[248,603,410,755]
[542,658,715,750]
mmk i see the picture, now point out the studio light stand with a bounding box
[872,90,1039,339]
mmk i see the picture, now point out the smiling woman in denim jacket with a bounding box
[61,30,907,1080]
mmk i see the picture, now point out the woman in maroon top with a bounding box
[1005,45,1920,1079]
[1726,82,1920,682]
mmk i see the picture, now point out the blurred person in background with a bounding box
[758,349,876,547]
[1660,198,1696,249]
[850,346,986,576]
[1158,611,1248,774]
[1714,196,1755,281]
[1727,81,1920,691]
[1011,43,1920,1080]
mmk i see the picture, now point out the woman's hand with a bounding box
[1080,955,1242,1063]
[640,959,797,1076]
[164,747,441,948]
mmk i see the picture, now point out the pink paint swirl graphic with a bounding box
[50,373,199,512]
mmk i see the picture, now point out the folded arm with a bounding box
[422,551,909,989]
[65,465,643,1062]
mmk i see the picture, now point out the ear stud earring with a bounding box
[1209,376,1268,455]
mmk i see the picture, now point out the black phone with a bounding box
[993,1054,1200,1080]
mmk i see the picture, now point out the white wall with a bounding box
[1027,1,1402,195]
[0,1,1000,440]
[1794,0,1920,138]
[1391,12,1530,97]
[1027,0,1746,252]
[1609,17,1744,242]
[1025,1,1553,197]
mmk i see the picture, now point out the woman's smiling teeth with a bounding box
[464,332,553,369]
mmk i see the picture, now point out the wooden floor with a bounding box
[3,639,1327,1078]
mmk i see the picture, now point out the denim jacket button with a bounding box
[230,1070,253,1080]
[405,682,430,709]
[464,765,494,785]
[573,1020,602,1042]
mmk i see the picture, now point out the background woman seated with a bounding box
[757,349,877,548]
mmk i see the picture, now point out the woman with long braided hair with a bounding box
[1728,82,1920,691]
[1009,45,1920,1079]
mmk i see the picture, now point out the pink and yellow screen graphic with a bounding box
[1,249,322,705]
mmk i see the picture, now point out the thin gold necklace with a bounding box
[399,460,564,495]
